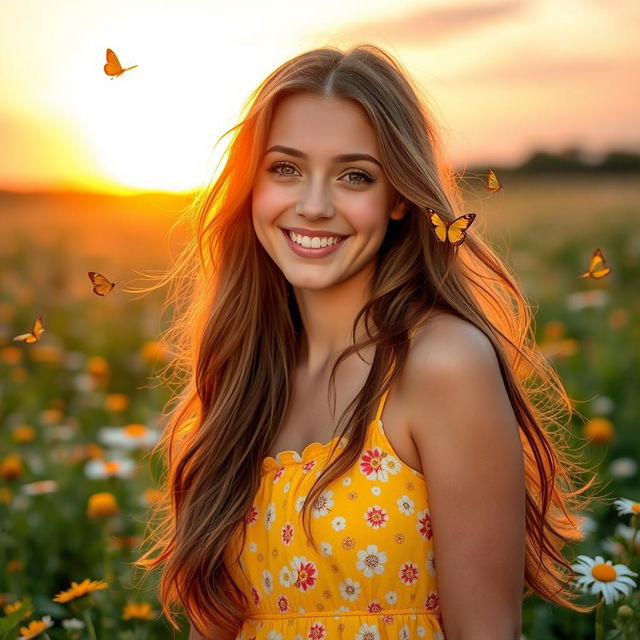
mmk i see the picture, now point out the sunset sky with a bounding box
[1,0,638,195]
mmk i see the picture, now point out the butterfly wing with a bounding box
[104,48,123,76]
[484,169,502,193]
[88,271,116,296]
[446,213,476,246]
[427,209,449,243]
[13,316,44,343]
[580,248,612,278]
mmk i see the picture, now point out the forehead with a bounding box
[266,94,379,154]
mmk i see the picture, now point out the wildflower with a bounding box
[566,289,610,311]
[1,346,22,365]
[140,340,172,364]
[29,345,62,364]
[22,480,59,496]
[97,424,159,450]
[142,488,163,506]
[38,409,63,425]
[86,356,109,378]
[85,456,135,479]
[591,395,614,415]
[122,601,156,620]
[52,578,108,604]
[609,459,638,480]
[87,492,119,518]
[1,454,24,480]
[4,599,31,617]
[17,614,54,639]
[571,555,637,605]
[613,498,640,517]
[12,425,36,443]
[104,393,129,412]
[62,618,85,630]
[583,417,614,444]
[542,320,566,341]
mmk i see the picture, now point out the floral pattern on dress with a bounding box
[223,394,447,640]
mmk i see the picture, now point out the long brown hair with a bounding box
[133,43,604,636]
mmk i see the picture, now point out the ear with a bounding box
[390,194,409,221]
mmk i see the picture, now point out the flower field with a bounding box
[0,173,639,639]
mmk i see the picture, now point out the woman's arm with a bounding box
[404,316,526,640]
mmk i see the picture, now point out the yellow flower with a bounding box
[29,345,62,364]
[1,346,22,365]
[122,601,155,620]
[123,423,147,438]
[52,578,108,604]
[4,600,29,616]
[1,454,24,480]
[584,417,615,444]
[87,356,109,378]
[87,492,119,518]
[17,614,53,639]
[104,393,129,412]
[12,425,36,443]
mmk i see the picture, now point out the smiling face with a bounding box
[251,93,407,291]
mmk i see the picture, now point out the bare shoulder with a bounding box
[400,311,526,636]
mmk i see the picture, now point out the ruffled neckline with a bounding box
[261,430,354,472]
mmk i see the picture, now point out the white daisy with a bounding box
[356,544,387,577]
[279,565,294,588]
[571,555,637,605]
[385,590,398,605]
[380,454,401,477]
[311,490,334,517]
[262,569,274,595]
[396,495,415,516]
[248,542,257,553]
[371,486,381,496]
[416,625,426,638]
[295,496,307,512]
[342,477,352,486]
[613,497,640,517]
[339,577,361,602]
[331,516,346,531]
[356,622,380,640]
[608,458,638,479]
[319,542,333,557]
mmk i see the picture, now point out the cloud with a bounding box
[341,1,527,45]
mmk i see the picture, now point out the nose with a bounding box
[295,179,335,219]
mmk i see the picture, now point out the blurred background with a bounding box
[1,0,638,638]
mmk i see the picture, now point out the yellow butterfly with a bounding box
[484,169,502,193]
[88,271,117,296]
[13,316,45,343]
[580,248,612,279]
[104,48,138,78]
[427,209,476,246]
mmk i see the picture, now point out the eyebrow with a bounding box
[264,145,382,169]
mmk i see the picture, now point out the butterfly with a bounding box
[88,271,117,296]
[104,48,138,78]
[580,248,612,279]
[427,209,476,246]
[13,316,45,343]
[484,169,502,193]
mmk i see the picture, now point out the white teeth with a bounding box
[288,231,343,248]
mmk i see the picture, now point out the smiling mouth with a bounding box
[281,228,349,248]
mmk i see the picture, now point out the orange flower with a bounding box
[87,355,110,378]
[123,423,146,438]
[1,346,22,365]
[39,409,63,425]
[85,443,105,460]
[122,601,155,620]
[583,417,614,444]
[143,488,163,506]
[12,425,36,443]
[543,320,566,342]
[87,492,119,518]
[17,614,53,638]
[52,578,108,603]
[104,393,129,412]
[140,340,171,364]
[1,454,24,480]
[29,344,62,364]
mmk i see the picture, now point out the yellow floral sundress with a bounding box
[225,385,446,640]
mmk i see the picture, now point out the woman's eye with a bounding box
[267,162,375,186]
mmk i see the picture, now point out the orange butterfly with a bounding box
[13,316,45,343]
[484,169,502,193]
[104,48,138,78]
[427,209,476,247]
[88,271,117,296]
[580,248,612,279]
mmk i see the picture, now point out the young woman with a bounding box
[135,44,600,640]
